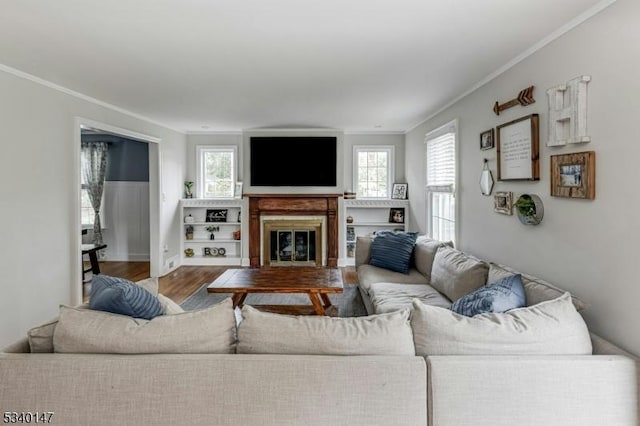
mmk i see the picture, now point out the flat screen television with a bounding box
[250,136,337,186]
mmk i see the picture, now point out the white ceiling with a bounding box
[0,0,610,133]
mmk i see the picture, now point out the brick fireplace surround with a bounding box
[247,194,340,267]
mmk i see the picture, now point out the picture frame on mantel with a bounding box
[496,114,540,181]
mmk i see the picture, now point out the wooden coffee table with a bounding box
[207,267,343,315]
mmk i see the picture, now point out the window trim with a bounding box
[424,119,458,244]
[196,145,238,199]
[352,145,395,199]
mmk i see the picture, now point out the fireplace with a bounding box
[262,217,324,266]
[248,195,339,267]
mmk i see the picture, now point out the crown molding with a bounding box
[405,0,618,134]
[0,63,186,134]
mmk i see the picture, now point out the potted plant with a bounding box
[205,225,219,240]
[184,181,194,198]
[514,194,544,225]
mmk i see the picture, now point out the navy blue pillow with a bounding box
[89,275,163,320]
[369,231,418,274]
[450,273,526,317]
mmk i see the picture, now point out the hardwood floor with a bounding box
[88,261,358,305]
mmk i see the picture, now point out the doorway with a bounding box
[73,118,161,305]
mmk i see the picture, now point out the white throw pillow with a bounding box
[53,298,236,354]
[411,292,592,356]
[430,246,489,301]
[237,306,415,355]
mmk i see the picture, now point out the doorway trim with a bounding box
[72,117,162,305]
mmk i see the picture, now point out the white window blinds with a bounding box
[426,132,455,192]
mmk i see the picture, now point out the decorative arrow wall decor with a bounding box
[493,86,535,115]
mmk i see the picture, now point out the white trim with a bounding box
[243,128,342,135]
[0,64,184,134]
[72,117,162,305]
[352,145,395,200]
[186,130,244,136]
[405,0,618,133]
[196,145,238,199]
[424,119,459,245]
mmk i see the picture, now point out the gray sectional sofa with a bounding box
[1,236,638,426]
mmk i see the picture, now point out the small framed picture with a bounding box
[494,191,513,215]
[206,209,228,222]
[234,182,243,199]
[480,128,495,150]
[550,151,595,199]
[391,183,408,200]
[389,208,405,223]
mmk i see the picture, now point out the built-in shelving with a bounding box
[341,199,410,266]
[179,198,244,266]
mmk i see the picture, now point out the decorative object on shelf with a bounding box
[479,159,494,196]
[493,85,535,115]
[234,182,243,199]
[493,191,513,215]
[203,247,225,257]
[185,225,194,240]
[184,181,194,198]
[389,208,405,224]
[391,183,408,200]
[550,151,595,199]
[233,230,241,240]
[237,211,241,223]
[184,214,195,224]
[344,190,356,199]
[206,209,228,222]
[346,242,355,258]
[497,114,540,181]
[205,225,219,240]
[480,129,495,150]
[184,248,194,257]
[546,76,590,146]
[346,215,354,224]
[514,194,544,225]
[346,226,355,242]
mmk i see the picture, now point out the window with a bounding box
[197,146,237,198]
[353,146,394,199]
[425,120,457,243]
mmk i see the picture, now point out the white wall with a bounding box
[102,181,150,261]
[405,0,640,355]
[0,70,186,347]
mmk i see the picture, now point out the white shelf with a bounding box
[349,222,405,227]
[179,198,246,266]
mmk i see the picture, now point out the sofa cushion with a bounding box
[430,246,489,301]
[357,264,428,295]
[53,298,236,354]
[89,275,163,320]
[157,293,185,315]
[369,231,418,274]
[369,282,451,314]
[411,292,592,356]
[488,263,588,311]
[450,274,525,316]
[413,236,453,282]
[237,305,415,355]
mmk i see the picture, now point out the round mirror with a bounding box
[479,160,494,196]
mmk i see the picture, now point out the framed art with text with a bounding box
[497,114,540,181]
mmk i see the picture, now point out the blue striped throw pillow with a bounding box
[89,275,163,320]
[450,274,526,317]
[369,231,418,274]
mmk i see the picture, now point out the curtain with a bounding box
[81,141,109,249]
